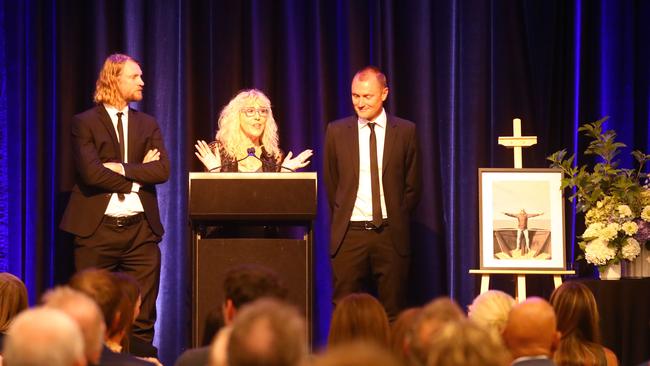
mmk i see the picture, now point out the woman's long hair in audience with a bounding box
[0,273,28,333]
[328,293,391,348]
[550,281,604,366]
[113,272,141,352]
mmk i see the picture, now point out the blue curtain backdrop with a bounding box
[1,0,649,364]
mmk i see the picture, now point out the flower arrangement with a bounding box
[547,116,650,271]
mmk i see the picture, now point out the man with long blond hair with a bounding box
[60,53,169,354]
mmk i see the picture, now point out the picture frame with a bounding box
[478,168,566,270]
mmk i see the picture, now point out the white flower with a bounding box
[621,221,639,236]
[600,223,619,242]
[621,237,641,260]
[584,238,617,266]
[617,205,633,218]
[642,206,650,222]
[582,222,604,239]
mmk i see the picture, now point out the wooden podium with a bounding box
[188,172,317,346]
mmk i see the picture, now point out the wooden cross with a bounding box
[498,118,537,168]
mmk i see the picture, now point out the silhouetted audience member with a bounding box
[69,268,154,366]
[328,293,391,348]
[407,297,465,365]
[502,297,560,366]
[175,264,288,366]
[0,272,28,353]
[201,307,225,347]
[468,290,515,336]
[550,282,618,366]
[426,319,510,366]
[390,307,421,363]
[313,341,402,366]
[3,307,86,366]
[227,298,307,366]
[42,286,106,366]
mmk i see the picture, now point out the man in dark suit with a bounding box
[60,54,169,348]
[324,66,421,320]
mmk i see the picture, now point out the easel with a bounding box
[469,118,575,302]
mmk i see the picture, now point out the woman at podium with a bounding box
[195,89,312,172]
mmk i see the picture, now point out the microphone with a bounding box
[208,149,257,172]
[244,147,296,172]
[210,147,296,172]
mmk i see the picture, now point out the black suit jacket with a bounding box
[60,105,170,237]
[324,114,421,256]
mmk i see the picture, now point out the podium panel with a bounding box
[189,172,317,347]
[194,238,310,346]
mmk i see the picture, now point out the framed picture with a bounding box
[478,168,566,270]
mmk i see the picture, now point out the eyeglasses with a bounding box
[240,107,270,117]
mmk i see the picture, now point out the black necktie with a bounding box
[116,112,125,162]
[368,122,382,227]
[116,112,125,201]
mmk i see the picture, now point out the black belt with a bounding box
[103,213,145,227]
[349,219,389,231]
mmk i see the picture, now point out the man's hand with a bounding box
[143,148,160,163]
[103,162,124,175]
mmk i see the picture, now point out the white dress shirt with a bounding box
[350,108,388,221]
[103,104,144,217]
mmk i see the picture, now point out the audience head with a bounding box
[390,307,421,362]
[426,320,510,366]
[549,281,604,365]
[222,264,288,325]
[0,272,28,334]
[313,341,402,366]
[208,326,232,366]
[328,293,390,348]
[3,307,86,366]
[502,297,560,359]
[407,296,465,365]
[41,286,105,365]
[227,298,307,366]
[467,290,516,335]
[216,89,280,158]
[68,268,122,340]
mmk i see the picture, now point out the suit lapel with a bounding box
[96,105,121,160]
[382,115,396,175]
[346,118,360,180]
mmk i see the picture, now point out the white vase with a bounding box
[599,263,621,280]
[622,244,650,278]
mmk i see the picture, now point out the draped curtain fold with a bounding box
[2,0,649,363]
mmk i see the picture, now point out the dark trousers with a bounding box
[331,224,409,320]
[74,215,161,343]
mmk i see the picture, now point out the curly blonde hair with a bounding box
[93,54,136,107]
[215,89,281,159]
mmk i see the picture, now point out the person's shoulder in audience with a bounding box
[174,346,210,366]
[100,345,156,366]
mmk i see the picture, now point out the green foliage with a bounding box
[547,116,650,213]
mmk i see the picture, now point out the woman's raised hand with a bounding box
[194,140,221,171]
[282,149,313,171]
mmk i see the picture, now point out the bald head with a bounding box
[42,286,106,365]
[502,297,560,358]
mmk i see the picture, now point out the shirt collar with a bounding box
[104,104,129,117]
[357,108,387,129]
